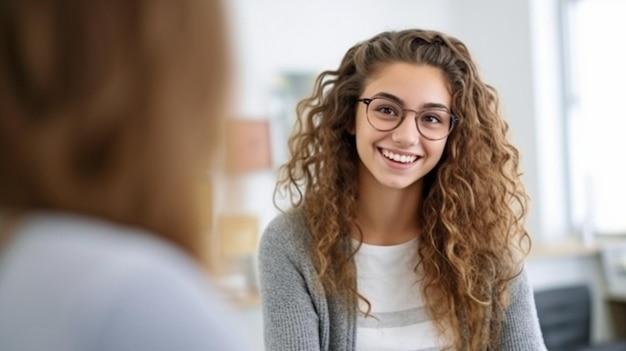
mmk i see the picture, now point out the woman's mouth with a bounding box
[380,148,419,164]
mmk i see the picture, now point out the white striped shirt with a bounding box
[354,238,445,351]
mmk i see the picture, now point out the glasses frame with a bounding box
[357,97,459,141]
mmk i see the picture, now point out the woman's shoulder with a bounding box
[0,211,210,301]
[10,211,197,269]
[263,209,308,238]
[0,211,247,351]
[260,209,313,255]
[508,265,533,298]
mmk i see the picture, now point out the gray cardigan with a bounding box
[258,210,547,351]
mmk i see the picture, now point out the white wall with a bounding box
[227,0,454,116]
[529,0,570,243]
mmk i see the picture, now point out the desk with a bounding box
[607,294,626,339]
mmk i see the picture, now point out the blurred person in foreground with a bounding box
[0,1,246,350]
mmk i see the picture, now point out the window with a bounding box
[563,0,626,235]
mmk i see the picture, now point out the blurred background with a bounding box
[208,0,626,349]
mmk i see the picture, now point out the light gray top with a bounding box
[0,211,247,351]
[259,210,547,351]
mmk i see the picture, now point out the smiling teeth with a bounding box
[382,149,418,163]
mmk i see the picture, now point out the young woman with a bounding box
[0,1,246,350]
[259,29,546,351]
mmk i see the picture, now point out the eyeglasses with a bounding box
[357,97,459,141]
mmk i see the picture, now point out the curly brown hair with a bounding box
[274,29,530,350]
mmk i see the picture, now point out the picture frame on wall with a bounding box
[225,119,272,173]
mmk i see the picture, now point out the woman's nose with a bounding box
[391,113,420,146]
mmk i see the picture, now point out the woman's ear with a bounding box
[347,121,355,135]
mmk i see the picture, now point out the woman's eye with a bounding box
[378,106,398,116]
[422,114,442,124]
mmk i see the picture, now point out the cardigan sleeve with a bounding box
[258,215,324,351]
[498,268,548,350]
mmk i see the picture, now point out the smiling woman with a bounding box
[258,29,547,351]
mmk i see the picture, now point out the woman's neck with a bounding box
[354,179,423,246]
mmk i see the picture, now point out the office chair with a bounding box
[534,284,626,351]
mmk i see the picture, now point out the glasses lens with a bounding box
[416,110,453,140]
[366,98,403,131]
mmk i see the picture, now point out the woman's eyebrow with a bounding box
[373,92,450,111]
[372,92,405,105]
[422,102,450,111]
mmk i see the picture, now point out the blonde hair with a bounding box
[0,0,229,261]
[276,29,530,350]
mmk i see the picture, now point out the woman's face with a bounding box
[353,62,451,191]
